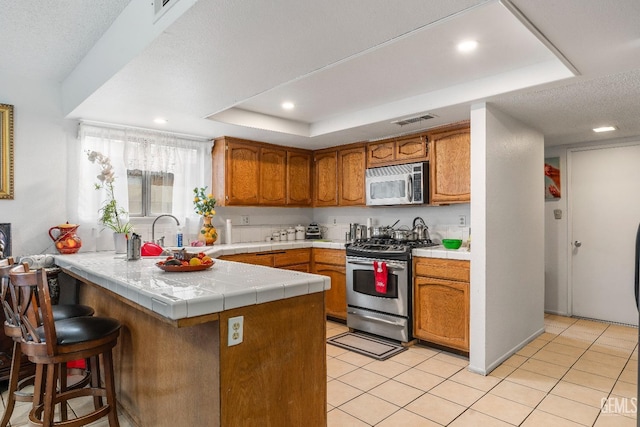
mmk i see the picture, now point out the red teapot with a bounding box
[49,222,82,254]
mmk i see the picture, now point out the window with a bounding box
[127,170,175,216]
[78,123,212,228]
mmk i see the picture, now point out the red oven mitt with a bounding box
[373,261,388,294]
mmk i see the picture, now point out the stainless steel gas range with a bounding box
[345,238,438,343]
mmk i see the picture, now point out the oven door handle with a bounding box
[348,311,405,327]
[347,260,406,270]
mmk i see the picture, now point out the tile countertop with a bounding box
[53,252,330,321]
[193,240,471,261]
[53,240,469,321]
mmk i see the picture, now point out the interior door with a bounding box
[571,143,640,325]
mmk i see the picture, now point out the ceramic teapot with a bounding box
[48,222,82,254]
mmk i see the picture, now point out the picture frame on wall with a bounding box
[0,103,14,199]
[544,157,561,200]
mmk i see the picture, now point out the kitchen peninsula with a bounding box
[54,253,330,427]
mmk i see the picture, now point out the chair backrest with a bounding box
[8,264,58,357]
[0,257,19,333]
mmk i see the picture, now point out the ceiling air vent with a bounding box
[392,114,436,126]
[153,0,180,22]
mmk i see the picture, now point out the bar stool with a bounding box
[1,259,95,427]
[7,263,119,427]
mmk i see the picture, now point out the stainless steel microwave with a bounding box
[365,162,428,206]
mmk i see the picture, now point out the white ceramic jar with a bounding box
[295,225,305,240]
[287,227,296,241]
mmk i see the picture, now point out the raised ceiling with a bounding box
[3,0,640,148]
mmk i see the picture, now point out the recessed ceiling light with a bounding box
[593,126,616,133]
[154,118,168,124]
[457,40,478,53]
[281,102,295,110]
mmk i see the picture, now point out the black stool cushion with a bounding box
[51,304,94,321]
[37,316,121,346]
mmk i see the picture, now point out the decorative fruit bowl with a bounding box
[155,251,215,272]
[156,263,214,272]
[442,239,463,250]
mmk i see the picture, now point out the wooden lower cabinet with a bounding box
[413,257,470,352]
[219,249,311,272]
[312,248,346,320]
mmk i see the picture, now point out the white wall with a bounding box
[469,103,545,374]
[0,71,73,257]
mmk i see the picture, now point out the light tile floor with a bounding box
[1,314,637,426]
[327,314,638,426]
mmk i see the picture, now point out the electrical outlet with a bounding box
[228,316,243,346]
[458,215,467,227]
[240,215,250,225]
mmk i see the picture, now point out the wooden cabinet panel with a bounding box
[313,248,345,266]
[313,150,338,206]
[367,141,395,166]
[273,249,311,267]
[413,257,470,352]
[312,248,347,320]
[219,253,274,267]
[259,147,286,205]
[414,258,470,282]
[430,125,470,204]
[280,264,310,273]
[414,276,469,351]
[395,135,428,162]
[227,142,260,205]
[221,249,311,272]
[366,133,428,167]
[287,150,312,205]
[212,136,313,207]
[314,263,346,320]
[338,145,366,206]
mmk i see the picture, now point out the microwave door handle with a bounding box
[407,175,413,202]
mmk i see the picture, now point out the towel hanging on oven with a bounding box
[373,261,388,294]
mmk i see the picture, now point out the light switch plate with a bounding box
[553,209,562,220]
[228,316,244,346]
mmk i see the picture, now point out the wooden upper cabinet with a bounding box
[429,124,471,204]
[338,144,366,206]
[287,150,312,206]
[212,136,312,207]
[313,150,338,206]
[226,140,260,206]
[314,144,366,207]
[367,134,428,167]
[367,141,395,166]
[259,147,287,205]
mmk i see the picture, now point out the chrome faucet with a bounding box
[152,214,180,246]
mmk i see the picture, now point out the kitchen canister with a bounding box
[279,229,287,241]
[271,231,280,242]
[295,225,305,240]
[287,227,296,241]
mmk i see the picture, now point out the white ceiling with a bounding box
[2,0,640,149]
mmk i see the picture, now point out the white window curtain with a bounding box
[77,123,212,250]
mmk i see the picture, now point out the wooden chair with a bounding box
[1,259,96,427]
[9,263,121,427]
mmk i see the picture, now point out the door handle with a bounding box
[574,240,582,247]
